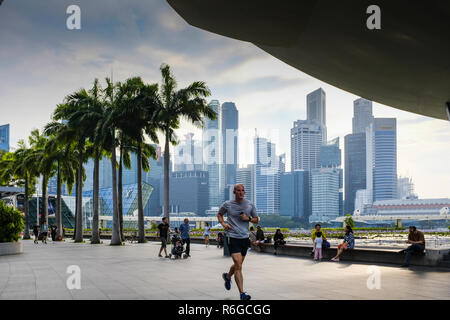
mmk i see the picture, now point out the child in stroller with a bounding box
[216,232,224,248]
[168,232,186,259]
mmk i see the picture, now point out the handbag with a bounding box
[322,240,330,248]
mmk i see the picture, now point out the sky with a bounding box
[0,0,449,199]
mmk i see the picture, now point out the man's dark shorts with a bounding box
[229,237,250,256]
[160,237,167,248]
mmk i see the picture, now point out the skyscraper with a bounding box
[344,133,367,214]
[280,170,309,219]
[320,137,343,216]
[221,102,238,187]
[0,124,10,152]
[174,133,202,171]
[310,168,340,223]
[169,170,209,216]
[307,88,327,143]
[203,100,224,208]
[144,145,163,216]
[290,120,323,171]
[254,135,279,214]
[236,165,254,204]
[352,98,374,134]
[373,118,397,201]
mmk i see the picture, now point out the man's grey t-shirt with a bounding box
[218,199,258,239]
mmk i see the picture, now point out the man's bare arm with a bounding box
[218,212,232,230]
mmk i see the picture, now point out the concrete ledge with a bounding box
[0,241,23,256]
[257,243,450,267]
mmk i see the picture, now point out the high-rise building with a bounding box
[310,168,340,222]
[254,135,279,214]
[174,133,202,172]
[203,100,224,208]
[373,118,397,201]
[169,170,209,216]
[236,165,254,204]
[397,176,417,200]
[221,102,238,187]
[144,145,163,216]
[352,98,374,134]
[320,137,343,216]
[290,120,323,171]
[280,170,309,219]
[320,137,341,168]
[344,133,367,214]
[0,124,10,152]
[307,88,327,143]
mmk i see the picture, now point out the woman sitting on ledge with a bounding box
[273,229,286,255]
[331,225,354,262]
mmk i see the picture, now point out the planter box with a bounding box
[0,241,23,256]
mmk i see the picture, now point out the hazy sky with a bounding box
[1,0,449,199]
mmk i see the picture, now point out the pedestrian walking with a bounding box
[179,218,191,257]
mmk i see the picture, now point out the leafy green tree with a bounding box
[344,214,355,228]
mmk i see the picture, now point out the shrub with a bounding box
[0,201,24,242]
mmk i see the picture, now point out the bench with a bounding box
[257,243,447,267]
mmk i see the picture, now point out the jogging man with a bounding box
[218,184,259,300]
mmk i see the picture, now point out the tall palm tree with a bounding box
[153,64,216,221]
[0,143,36,239]
[102,77,122,245]
[26,129,55,227]
[43,122,78,240]
[52,89,94,242]
[114,77,159,242]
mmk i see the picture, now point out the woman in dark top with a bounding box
[33,223,39,244]
[273,229,286,255]
[331,225,355,262]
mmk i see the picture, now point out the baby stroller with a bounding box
[168,232,187,259]
[216,232,224,248]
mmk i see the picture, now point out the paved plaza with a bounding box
[0,240,449,300]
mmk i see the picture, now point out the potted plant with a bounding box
[0,201,24,255]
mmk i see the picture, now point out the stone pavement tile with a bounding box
[36,289,73,300]
[107,293,144,300]
[70,288,108,300]
[1,291,36,300]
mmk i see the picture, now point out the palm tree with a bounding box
[26,129,55,227]
[153,64,216,221]
[0,143,36,239]
[102,77,122,245]
[43,122,78,240]
[113,77,160,242]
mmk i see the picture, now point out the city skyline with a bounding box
[1,0,449,199]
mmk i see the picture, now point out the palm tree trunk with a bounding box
[110,130,121,245]
[164,132,170,223]
[56,161,62,240]
[23,173,31,239]
[118,145,124,241]
[74,146,84,242]
[73,169,78,240]
[42,175,48,226]
[137,142,145,243]
[91,148,100,244]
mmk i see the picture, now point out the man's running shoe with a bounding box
[240,292,251,300]
[222,273,231,290]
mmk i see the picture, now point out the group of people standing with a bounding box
[32,223,58,244]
